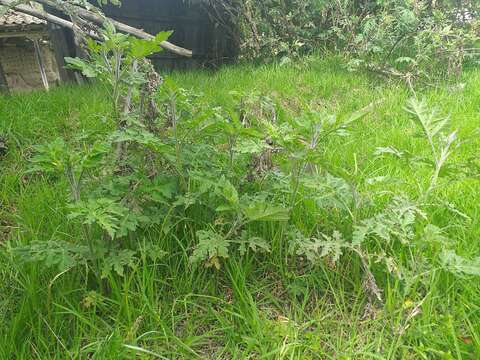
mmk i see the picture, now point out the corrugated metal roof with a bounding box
[0,9,45,27]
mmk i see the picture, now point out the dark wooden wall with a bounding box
[49,0,236,82]
[101,0,235,69]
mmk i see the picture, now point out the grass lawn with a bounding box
[1,56,479,359]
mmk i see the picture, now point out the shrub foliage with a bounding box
[11,18,480,300]
[204,0,479,79]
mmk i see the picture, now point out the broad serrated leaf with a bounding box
[68,198,130,239]
[142,243,168,262]
[353,196,422,245]
[441,250,480,277]
[129,31,172,58]
[220,180,239,206]
[405,98,450,140]
[243,202,290,222]
[293,231,348,264]
[28,138,68,174]
[190,230,229,267]
[101,249,137,278]
[65,57,98,78]
[13,241,90,272]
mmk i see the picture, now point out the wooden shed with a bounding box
[0,9,60,92]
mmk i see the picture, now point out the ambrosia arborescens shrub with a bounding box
[203,0,479,80]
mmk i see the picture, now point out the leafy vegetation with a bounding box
[0,0,479,357]
[205,0,479,82]
[1,45,480,357]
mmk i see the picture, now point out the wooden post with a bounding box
[32,38,49,91]
[0,55,9,95]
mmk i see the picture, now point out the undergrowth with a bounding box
[1,48,480,358]
[204,0,479,84]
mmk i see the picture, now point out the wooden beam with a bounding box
[32,38,49,90]
[35,0,193,57]
[0,31,47,38]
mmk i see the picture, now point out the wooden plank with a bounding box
[32,38,49,91]
[0,31,47,39]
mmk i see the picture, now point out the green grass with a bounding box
[1,56,479,359]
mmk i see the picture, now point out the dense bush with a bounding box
[14,22,480,301]
[202,0,331,60]
[204,0,479,79]
[2,1,480,357]
[344,0,480,81]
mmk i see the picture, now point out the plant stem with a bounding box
[169,92,187,191]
